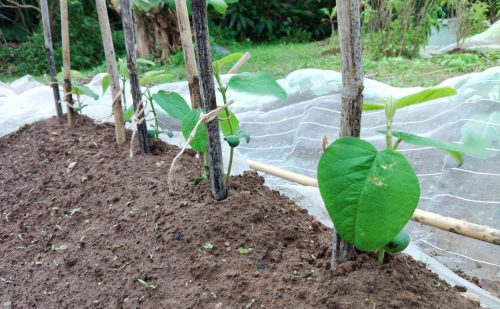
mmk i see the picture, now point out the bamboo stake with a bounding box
[95,0,126,145]
[191,0,227,201]
[174,0,201,109]
[228,52,251,74]
[40,0,62,118]
[246,160,500,245]
[121,0,150,153]
[60,0,76,127]
[334,0,365,267]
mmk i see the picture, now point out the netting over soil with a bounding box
[1,66,499,306]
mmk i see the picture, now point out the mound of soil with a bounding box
[0,117,479,308]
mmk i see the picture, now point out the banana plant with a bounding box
[318,87,483,264]
[153,53,287,185]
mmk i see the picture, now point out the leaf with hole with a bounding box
[317,137,420,251]
[181,109,207,153]
[153,90,191,120]
[227,72,287,100]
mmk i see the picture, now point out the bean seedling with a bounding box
[318,87,482,264]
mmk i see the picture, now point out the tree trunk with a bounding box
[191,0,227,201]
[133,11,152,58]
[96,0,126,145]
[60,0,76,127]
[40,0,63,118]
[121,0,150,154]
[174,0,201,108]
[333,0,364,268]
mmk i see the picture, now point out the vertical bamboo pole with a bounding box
[191,0,227,201]
[95,0,126,145]
[121,0,150,153]
[174,0,201,109]
[60,0,76,127]
[333,0,364,267]
[40,0,63,118]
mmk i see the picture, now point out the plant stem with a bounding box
[146,87,159,138]
[214,75,236,185]
[378,249,385,265]
[121,77,127,108]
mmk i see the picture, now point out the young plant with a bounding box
[317,87,480,264]
[57,70,99,113]
[156,53,287,185]
[102,58,174,139]
[319,6,337,36]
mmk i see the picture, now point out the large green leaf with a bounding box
[362,87,457,111]
[317,137,420,251]
[219,109,240,136]
[152,90,191,120]
[227,72,288,100]
[72,84,99,100]
[391,131,464,165]
[181,108,207,152]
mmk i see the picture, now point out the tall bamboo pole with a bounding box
[121,0,150,153]
[191,0,227,201]
[174,0,201,109]
[95,0,126,145]
[334,0,364,267]
[60,0,76,127]
[40,0,63,118]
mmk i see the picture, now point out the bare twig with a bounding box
[0,0,41,11]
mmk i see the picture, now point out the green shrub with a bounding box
[214,0,332,42]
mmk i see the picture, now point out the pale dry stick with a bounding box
[167,102,233,192]
[228,52,252,74]
[60,0,77,127]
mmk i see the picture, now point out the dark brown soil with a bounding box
[0,117,479,309]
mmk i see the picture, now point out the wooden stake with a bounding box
[60,0,76,127]
[191,0,227,201]
[121,0,150,154]
[40,0,62,118]
[247,160,500,246]
[174,0,201,109]
[96,0,126,145]
[334,0,365,267]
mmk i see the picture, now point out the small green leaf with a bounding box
[317,137,420,251]
[227,72,288,100]
[101,74,110,94]
[137,278,156,289]
[67,208,81,217]
[224,130,250,148]
[219,109,240,136]
[383,231,410,253]
[153,90,191,120]
[181,109,207,152]
[238,247,252,254]
[362,102,385,111]
[72,84,99,100]
[119,60,129,78]
[203,242,214,250]
[213,52,243,71]
[140,70,174,86]
[391,131,464,166]
[123,106,134,123]
[207,0,228,14]
[147,130,158,138]
[395,87,457,109]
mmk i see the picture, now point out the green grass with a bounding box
[2,40,499,88]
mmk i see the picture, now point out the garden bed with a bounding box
[0,117,479,308]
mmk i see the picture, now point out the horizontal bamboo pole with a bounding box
[246,160,500,245]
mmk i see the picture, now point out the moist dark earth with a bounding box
[0,117,479,308]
